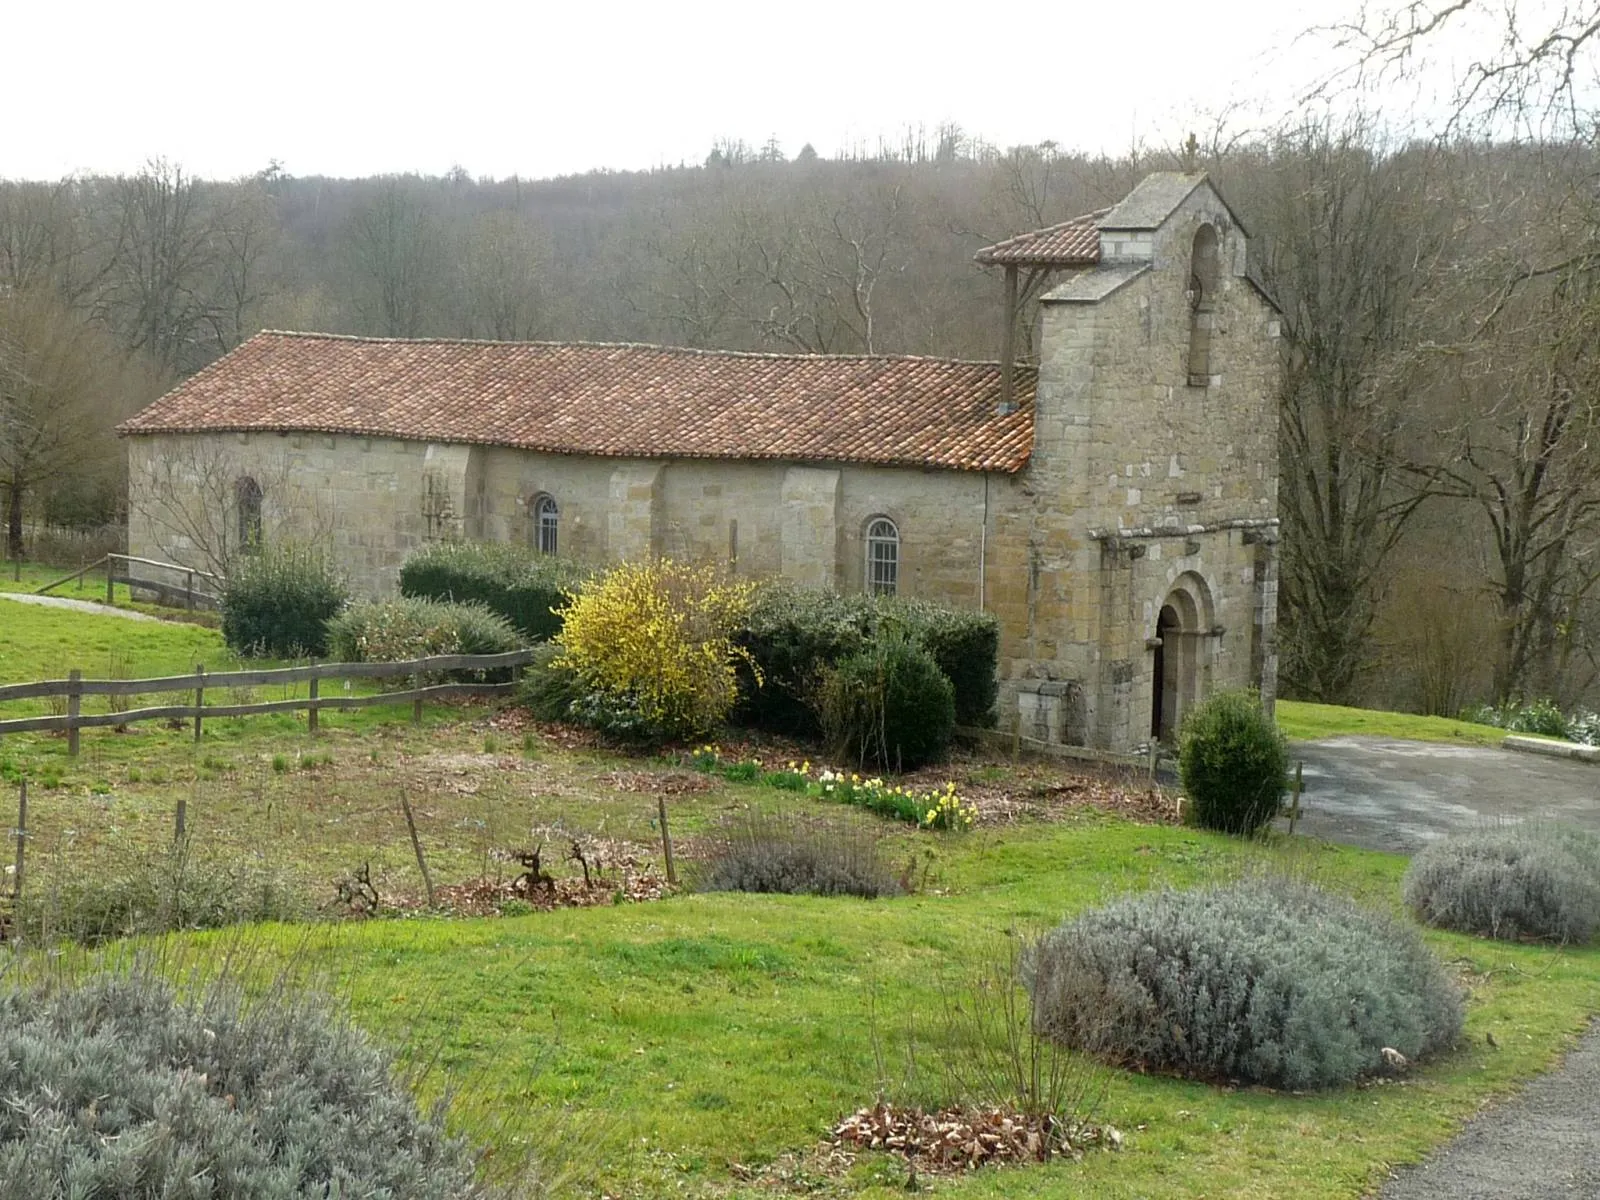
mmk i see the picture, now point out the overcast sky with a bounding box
[6,0,1483,181]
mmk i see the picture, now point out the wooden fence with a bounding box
[0,649,538,753]
[36,553,223,610]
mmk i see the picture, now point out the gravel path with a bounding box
[1279,736,1600,854]
[0,591,160,621]
[1376,1022,1600,1198]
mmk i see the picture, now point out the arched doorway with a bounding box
[1150,575,1213,743]
[1151,604,1180,740]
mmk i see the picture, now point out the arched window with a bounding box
[235,476,263,553]
[1186,224,1220,386]
[533,493,559,555]
[865,516,899,595]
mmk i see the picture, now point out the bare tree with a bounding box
[456,209,550,341]
[1248,123,1451,702]
[1430,251,1600,704]
[341,178,448,337]
[0,290,145,558]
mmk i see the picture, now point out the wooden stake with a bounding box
[1011,708,1022,763]
[308,675,319,734]
[1287,761,1304,835]
[174,794,188,843]
[412,671,423,725]
[193,663,205,743]
[66,669,81,757]
[13,780,26,902]
[658,795,676,887]
[400,790,435,905]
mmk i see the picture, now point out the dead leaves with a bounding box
[832,1101,1122,1172]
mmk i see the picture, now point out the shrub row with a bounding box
[399,539,586,641]
[736,584,999,734]
[327,596,524,681]
[1029,877,1464,1090]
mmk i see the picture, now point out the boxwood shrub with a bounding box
[1028,877,1464,1090]
[1403,823,1600,943]
[736,583,999,734]
[220,542,348,658]
[0,969,501,1199]
[817,633,957,770]
[1179,689,1289,836]
[400,540,586,641]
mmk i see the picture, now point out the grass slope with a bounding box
[1276,699,1510,745]
[187,824,1596,1200]
[2,601,1596,1197]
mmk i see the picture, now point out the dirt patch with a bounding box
[598,768,714,795]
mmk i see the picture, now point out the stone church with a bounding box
[120,172,1281,751]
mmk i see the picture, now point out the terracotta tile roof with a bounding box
[973,210,1107,267]
[119,332,1036,474]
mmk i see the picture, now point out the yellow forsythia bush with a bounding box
[553,559,759,742]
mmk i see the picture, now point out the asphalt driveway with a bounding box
[1278,736,1600,855]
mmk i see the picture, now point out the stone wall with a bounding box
[127,434,992,608]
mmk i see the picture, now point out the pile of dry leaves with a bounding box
[833,1102,1121,1172]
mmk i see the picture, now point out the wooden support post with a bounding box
[658,795,676,887]
[999,264,1019,413]
[1011,707,1022,763]
[67,669,82,757]
[185,570,194,611]
[308,675,320,734]
[193,663,205,743]
[106,563,114,605]
[412,671,423,725]
[1148,740,1158,780]
[1287,761,1304,835]
[13,780,26,902]
[400,790,435,905]
[174,794,187,843]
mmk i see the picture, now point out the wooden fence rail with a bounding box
[0,649,537,751]
[36,553,223,610]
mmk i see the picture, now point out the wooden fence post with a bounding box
[13,780,26,902]
[658,795,677,887]
[105,561,114,605]
[412,670,423,725]
[193,663,205,743]
[400,790,435,905]
[308,675,320,734]
[174,794,187,843]
[1287,761,1304,835]
[66,669,81,757]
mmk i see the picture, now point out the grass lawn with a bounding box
[1276,699,1513,745]
[1,602,1596,1197]
[0,558,220,624]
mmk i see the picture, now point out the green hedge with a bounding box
[735,583,999,734]
[326,597,523,683]
[399,541,586,641]
[220,543,348,658]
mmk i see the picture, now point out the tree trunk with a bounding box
[5,479,22,562]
